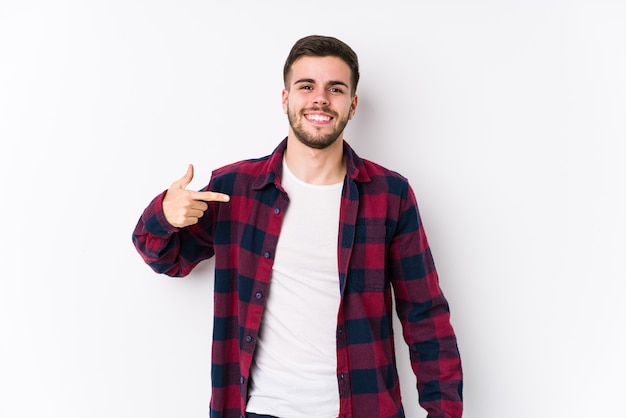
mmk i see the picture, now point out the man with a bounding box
[133,35,463,418]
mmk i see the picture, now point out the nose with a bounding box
[313,91,329,106]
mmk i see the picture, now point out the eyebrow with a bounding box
[293,78,350,89]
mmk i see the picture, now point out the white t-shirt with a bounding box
[246,159,343,418]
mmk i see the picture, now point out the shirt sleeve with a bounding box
[388,182,463,418]
[131,190,215,277]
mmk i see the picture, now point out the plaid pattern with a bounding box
[132,138,463,418]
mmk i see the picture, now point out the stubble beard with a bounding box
[287,106,350,150]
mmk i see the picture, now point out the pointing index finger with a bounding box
[191,190,230,202]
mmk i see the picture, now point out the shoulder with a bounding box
[360,157,407,182]
[344,140,408,190]
[211,138,286,182]
[212,155,272,178]
[352,154,411,197]
[207,156,272,196]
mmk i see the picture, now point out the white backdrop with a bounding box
[1,1,624,417]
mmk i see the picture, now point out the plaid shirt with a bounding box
[132,138,463,418]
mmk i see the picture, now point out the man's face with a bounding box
[282,56,358,150]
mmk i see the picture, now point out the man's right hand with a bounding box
[162,164,230,228]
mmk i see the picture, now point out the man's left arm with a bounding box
[388,182,463,418]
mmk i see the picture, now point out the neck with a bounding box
[284,136,346,185]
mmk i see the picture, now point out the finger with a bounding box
[188,200,209,212]
[187,208,207,219]
[171,164,194,189]
[191,190,230,202]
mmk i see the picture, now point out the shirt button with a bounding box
[245,335,252,342]
[340,373,345,379]
[240,376,245,384]
[255,292,263,299]
[263,252,270,258]
[274,208,280,214]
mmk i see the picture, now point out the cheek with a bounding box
[284,97,304,116]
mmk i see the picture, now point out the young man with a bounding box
[133,35,463,418]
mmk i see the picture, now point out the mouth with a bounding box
[304,112,333,124]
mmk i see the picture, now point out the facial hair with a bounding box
[287,106,350,150]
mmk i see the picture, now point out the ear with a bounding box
[282,89,289,114]
[348,94,358,120]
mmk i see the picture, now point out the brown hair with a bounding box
[283,35,360,95]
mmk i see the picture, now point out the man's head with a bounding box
[283,35,360,96]
[281,36,360,150]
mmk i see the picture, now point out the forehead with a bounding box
[288,55,352,86]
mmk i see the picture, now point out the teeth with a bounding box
[307,114,331,122]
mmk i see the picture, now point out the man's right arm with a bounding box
[131,164,230,277]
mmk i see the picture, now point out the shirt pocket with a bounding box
[348,224,388,292]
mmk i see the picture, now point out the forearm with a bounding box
[395,289,463,416]
[409,313,463,417]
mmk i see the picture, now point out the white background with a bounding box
[1,1,624,417]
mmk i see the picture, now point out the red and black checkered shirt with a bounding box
[132,138,463,418]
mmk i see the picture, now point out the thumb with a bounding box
[171,164,194,189]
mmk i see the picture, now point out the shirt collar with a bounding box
[251,137,371,190]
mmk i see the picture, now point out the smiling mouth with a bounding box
[305,114,332,122]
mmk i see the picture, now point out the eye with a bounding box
[329,87,343,93]
[301,85,313,90]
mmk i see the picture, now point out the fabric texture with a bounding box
[245,158,343,417]
[132,138,463,418]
